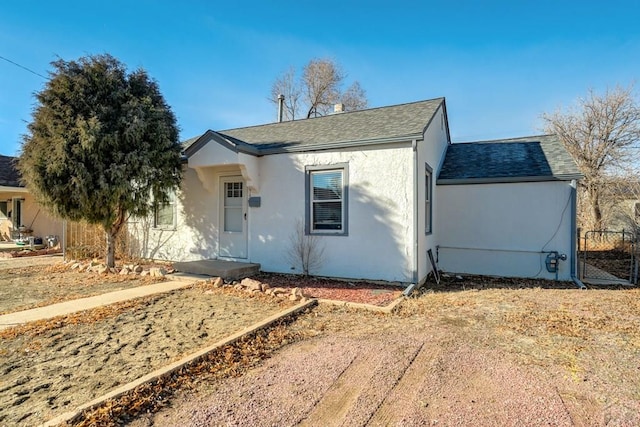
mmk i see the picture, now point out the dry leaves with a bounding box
[68,312,311,427]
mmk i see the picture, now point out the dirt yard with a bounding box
[0,261,165,315]
[0,281,294,426]
[130,285,640,427]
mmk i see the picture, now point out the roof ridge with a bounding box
[453,134,556,145]
[218,97,445,133]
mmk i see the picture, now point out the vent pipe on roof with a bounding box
[277,94,285,123]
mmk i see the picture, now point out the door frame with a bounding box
[218,175,248,259]
[12,198,24,230]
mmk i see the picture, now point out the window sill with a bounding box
[308,231,348,237]
[152,226,177,232]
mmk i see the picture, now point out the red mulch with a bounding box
[253,273,403,307]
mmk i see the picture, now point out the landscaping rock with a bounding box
[241,278,262,292]
[211,277,223,288]
[149,267,167,277]
[133,265,143,273]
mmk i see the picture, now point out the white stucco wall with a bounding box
[135,142,417,282]
[250,144,415,283]
[416,106,450,283]
[436,181,575,280]
[128,167,221,261]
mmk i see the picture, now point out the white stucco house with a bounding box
[129,98,583,285]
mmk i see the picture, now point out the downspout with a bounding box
[412,138,419,285]
[570,180,586,289]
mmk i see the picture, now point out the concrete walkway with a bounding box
[0,278,198,331]
[579,261,632,286]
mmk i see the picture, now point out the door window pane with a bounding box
[224,182,243,232]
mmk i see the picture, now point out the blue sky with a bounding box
[1,1,639,156]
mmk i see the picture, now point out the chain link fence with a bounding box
[580,230,638,284]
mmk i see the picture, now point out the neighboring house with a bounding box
[604,179,640,234]
[0,154,63,242]
[129,98,583,283]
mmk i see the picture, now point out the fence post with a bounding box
[577,227,581,253]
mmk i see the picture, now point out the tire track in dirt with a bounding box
[299,335,423,427]
[367,335,443,426]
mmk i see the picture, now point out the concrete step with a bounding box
[173,259,260,281]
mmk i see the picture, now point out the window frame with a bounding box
[425,163,433,235]
[153,191,177,230]
[305,163,349,236]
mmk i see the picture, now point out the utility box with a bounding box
[248,197,261,208]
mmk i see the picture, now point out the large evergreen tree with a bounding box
[19,54,183,267]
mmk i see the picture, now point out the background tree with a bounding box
[19,54,183,268]
[270,58,368,120]
[269,66,300,121]
[542,85,640,230]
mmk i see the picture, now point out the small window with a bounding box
[425,164,432,234]
[154,192,176,229]
[306,165,348,235]
[0,201,7,220]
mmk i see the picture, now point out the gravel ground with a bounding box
[0,284,293,426]
[130,287,640,427]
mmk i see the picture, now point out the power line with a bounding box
[0,55,47,79]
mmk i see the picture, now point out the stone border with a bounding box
[317,295,405,313]
[42,299,317,427]
[63,259,173,277]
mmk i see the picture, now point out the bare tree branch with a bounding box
[269,58,368,121]
[543,85,640,230]
[270,66,300,121]
[341,81,368,111]
[286,219,325,276]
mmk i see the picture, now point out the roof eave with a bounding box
[0,185,28,192]
[437,174,584,185]
[258,134,423,155]
[184,130,260,158]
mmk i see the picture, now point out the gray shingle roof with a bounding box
[437,135,582,184]
[183,98,444,156]
[0,155,22,188]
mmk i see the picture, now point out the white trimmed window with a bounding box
[425,163,433,234]
[306,164,348,235]
[154,191,176,229]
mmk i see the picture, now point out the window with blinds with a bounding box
[310,169,344,233]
